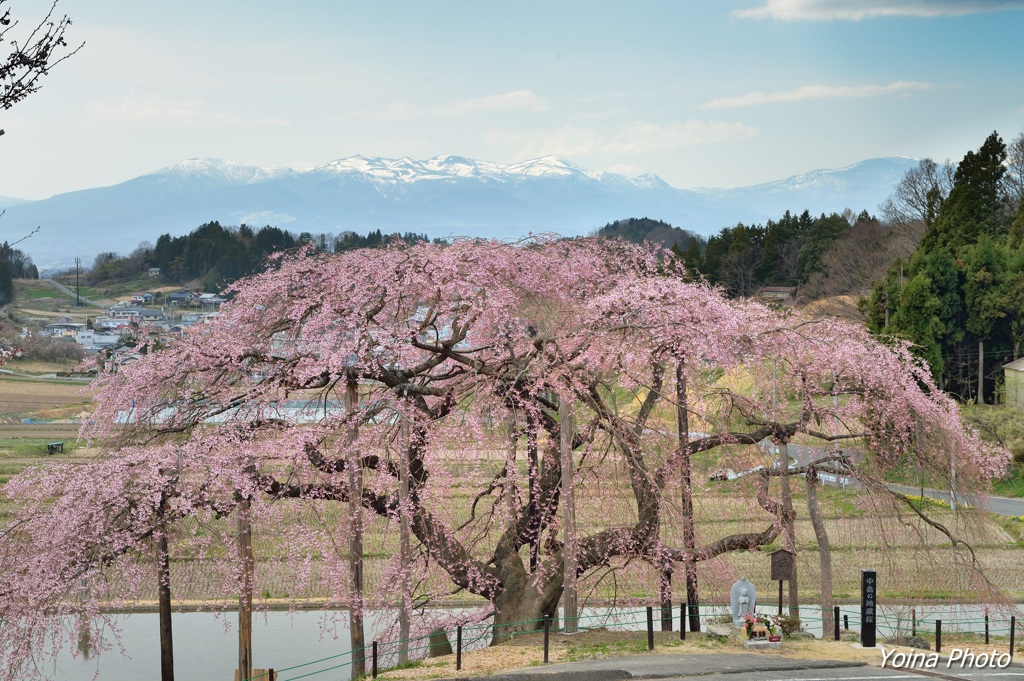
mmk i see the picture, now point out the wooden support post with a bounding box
[372,641,378,679]
[985,614,989,645]
[679,603,686,641]
[559,395,578,634]
[345,378,366,679]
[912,607,916,637]
[935,620,941,654]
[237,498,253,681]
[833,606,840,641]
[397,419,412,665]
[157,526,174,681]
[646,606,654,651]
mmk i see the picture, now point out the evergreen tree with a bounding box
[1008,200,1024,250]
[921,131,1008,251]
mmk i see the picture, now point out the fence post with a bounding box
[679,602,686,641]
[1010,616,1016,661]
[985,614,990,645]
[833,606,840,641]
[372,641,378,679]
[843,614,848,631]
[269,670,276,681]
[911,607,916,637]
[935,620,941,654]
[456,625,462,671]
[646,606,654,651]
[543,616,551,663]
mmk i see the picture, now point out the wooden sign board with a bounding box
[770,548,796,581]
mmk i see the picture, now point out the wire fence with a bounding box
[239,603,1022,681]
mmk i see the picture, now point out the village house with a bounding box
[198,293,226,308]
[41,321,84,337]
[74,329,120,352]
[167,290,199,306]
[107,306,166,322]
[1004,358,1024,411]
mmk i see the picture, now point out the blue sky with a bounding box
[1,0,1023,200]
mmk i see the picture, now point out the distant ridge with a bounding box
[1,155,917,269]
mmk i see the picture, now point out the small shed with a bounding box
[1004,358,1024,410]
[757,286,797,306]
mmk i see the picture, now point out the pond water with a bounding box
[44,603,1022,681]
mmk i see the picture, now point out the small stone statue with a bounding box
[730,578,757,626]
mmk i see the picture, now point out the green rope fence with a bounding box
[239,604,1020,681]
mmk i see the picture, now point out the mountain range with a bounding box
[1,154,917,270]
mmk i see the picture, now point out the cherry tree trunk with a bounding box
[491,554,562,644]
[676,361,700,632]
[805,469,833,636]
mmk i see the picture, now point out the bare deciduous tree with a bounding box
[0,0,81,136]
[879,158,955,228]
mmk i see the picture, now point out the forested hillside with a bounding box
[866,130,1024,403]
[0,242,39,306]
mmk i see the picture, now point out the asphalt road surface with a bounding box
[787,443,1024,518]
[479,653,1024,681]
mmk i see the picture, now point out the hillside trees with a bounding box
[868,130,1024,402]
[0,241,37,305]
[0,238,1008,678]
[693,209,867,296]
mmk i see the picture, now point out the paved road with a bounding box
[787,444,1024,518]
[886,483,1024,517]
[468,652,1024,681]
[42,278,105,308]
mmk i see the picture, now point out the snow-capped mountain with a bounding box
[2,155,917,269]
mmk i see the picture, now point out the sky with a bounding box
[1,0,1023,201]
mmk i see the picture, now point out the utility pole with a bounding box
[75,257,81,307]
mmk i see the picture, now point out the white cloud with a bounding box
[704,81,935,109]
[732,0,1024,21]
[86,94,290,128]
[501,120,758,159]
[353,90,547,121]
[440,90,547,115]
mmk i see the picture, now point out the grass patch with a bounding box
[0,438,81,457]
[564,638,648,661]
[992,468,1024,498]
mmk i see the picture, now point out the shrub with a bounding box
[25,338,85,363]
[777,614,801,635]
